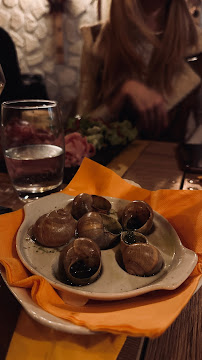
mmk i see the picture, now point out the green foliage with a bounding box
[65,115,138,150]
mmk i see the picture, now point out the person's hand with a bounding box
[121,80,168,137]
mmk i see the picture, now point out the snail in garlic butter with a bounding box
[32,208,77,247]
[121,200,153,234]
[77,211,122,250]
[121,241,164,277]
[71,193,111,220]
[60,237,101,285]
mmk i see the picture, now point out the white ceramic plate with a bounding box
[15,192,198,307]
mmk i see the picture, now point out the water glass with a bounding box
[1,100,65,202]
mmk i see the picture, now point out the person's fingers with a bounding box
[156,103,168,129]
[131,89,168,137]
[137,104,149,131]
[139,103,157,135]
[151,100,167,134]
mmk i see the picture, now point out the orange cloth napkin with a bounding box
[0,157,202,339]
[6,310,126,360]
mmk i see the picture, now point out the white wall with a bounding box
[0,0,100,116]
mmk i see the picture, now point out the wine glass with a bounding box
[0,64,6,95]
[1,99,65,202]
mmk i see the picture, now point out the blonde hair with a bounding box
[97,0,198,99]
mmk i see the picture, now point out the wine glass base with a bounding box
[17,185,63,203]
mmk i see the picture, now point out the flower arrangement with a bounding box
[3,115,138,170]
[64,132,95,168]
[64,115,138,167]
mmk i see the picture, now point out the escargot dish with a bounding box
[60,237,101,285]
[17,192,193,302]
[32,208,77,247]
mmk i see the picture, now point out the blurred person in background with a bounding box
[0,27,24,104]
[77,0,202,141]
[187,0,201,19]
[0,27,24,159]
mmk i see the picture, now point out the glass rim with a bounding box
[1,99,58,110]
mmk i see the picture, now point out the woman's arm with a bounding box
[77,27,168,136]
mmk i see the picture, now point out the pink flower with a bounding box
[64,132,96,167]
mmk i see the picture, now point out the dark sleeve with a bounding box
[0,27,24,103]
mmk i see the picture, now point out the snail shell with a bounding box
[32,208,77,247]
[121,242,164,276]
[71,193,111,220]
[60,237,101,285]
[77,212,122,250]
[91,195,111,214]
[121,200,153,234]
[120,231,148,253]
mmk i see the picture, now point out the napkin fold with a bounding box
[0,157,202,339]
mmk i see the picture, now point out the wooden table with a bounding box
[0,140,201,360]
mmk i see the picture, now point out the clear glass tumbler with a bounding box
[1,100,65,202]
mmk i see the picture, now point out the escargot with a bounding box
[60,237,101,285]
[121,242,164,277]
[120,230,148,249]
[121,200,153,234]
[77,211,122,250]
[32,208,77,247]
[71,193,111,220]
